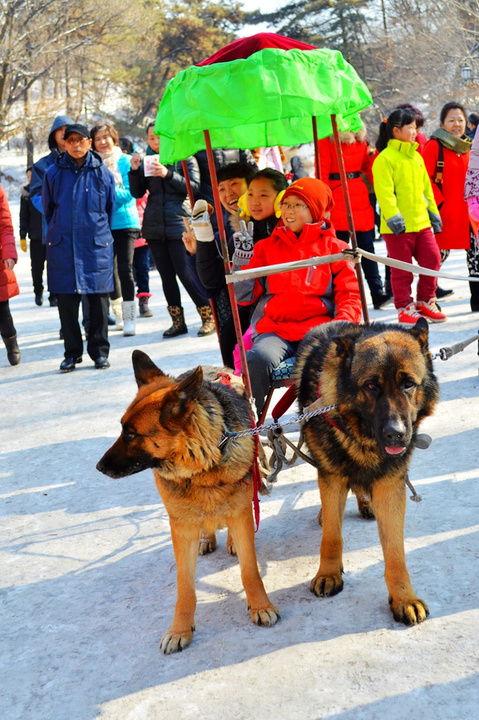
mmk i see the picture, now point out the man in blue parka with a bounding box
[42,124,116,372]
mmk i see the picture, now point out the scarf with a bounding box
[430,128,472,154]
[99,145,123,186]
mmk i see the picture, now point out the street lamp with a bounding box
[461,64,472,81]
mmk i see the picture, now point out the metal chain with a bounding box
[220,403,337,444]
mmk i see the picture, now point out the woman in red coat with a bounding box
[0,186,21,365]
[319,129,390,309]
[423,102,473,303]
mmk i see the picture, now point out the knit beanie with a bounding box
[282,177,334,222]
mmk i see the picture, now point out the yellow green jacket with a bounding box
[372,139,439,234]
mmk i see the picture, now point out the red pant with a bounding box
[383,228,441,309]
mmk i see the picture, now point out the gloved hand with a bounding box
[20,238,27,252]
[232,220,254,265]
[428,210,443,234]
[467,196,479,222]
[191,199,214,243]
[386,213,406,236]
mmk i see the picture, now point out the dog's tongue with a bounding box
[385,446,406,455]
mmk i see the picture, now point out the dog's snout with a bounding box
[383,420,406,444]
[96,459,105,473]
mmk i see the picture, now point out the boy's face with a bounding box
[246,177,278,221]
[147,127,160,153]
[281,194,313,234]
[218,177,248,212]
[65,133,92,166]
[54,125,67,153]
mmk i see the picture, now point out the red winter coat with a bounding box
[0,187,19,302]
[422,139,470,250]
[235,221,362,342]
[319,135,374,232]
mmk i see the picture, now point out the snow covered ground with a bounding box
[1,154,479,719]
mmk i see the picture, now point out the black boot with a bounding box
[470,279,479,312]
[3,334,21,365]
[163,306,188,337]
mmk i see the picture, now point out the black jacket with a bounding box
[128,156,200,241]
[19,184,43,240]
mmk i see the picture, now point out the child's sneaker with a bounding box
[416,298,447,323]
[397,303,423,325]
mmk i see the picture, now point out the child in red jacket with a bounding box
[233,177,362,416]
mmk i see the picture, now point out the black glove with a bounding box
[233,220,254,266]
[386,213,406,236]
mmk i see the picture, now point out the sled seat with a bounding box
[258,356,296,425]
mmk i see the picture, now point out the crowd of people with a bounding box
[2,101,478,402]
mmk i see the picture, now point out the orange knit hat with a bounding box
[282,177,334,222]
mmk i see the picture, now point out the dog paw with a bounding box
[250,604,280,627]
[199,531,217,555]
[310,572,343,597]
[226,538,237,556]
[159,626,195,654]
[389,596,429,625]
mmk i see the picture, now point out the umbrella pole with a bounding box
[312,116,321,180]
[181,160,195,209]
[330,114,370,324]
[203,130,254,401]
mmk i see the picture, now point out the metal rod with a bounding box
[226,252,352,283]
[203,130,253,400]
[312,116,321,179]
[330,114,370,324]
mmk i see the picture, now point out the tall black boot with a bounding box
[3,333,21,365]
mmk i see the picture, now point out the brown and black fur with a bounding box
[294,318,439,625]
[97,350,279,654]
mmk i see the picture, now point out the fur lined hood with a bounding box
[330,127,367,144]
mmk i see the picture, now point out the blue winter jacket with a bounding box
[42,150,116,294]
[110,153,140,231]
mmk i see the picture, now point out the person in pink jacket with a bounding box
[233,177,362,415]
[0,186,21,365]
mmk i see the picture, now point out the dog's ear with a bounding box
[409,317,429,352]
[132,350,165,387]
[332,335,355,364]
[160,367,204,430]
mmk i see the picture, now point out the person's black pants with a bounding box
[147,238,208,308]
[336,229,384,298]
[29,238,46,296]
[0,300,16,338]
[112,228,138,301]
[57,293,109,360]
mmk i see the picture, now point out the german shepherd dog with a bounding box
[97,350,279,653]
[294,318,438,625]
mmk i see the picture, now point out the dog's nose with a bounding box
[383,421,406,443]
[96,459,105,473]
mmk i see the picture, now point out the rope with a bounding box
[356,247,479,282]
[226,247,479,284]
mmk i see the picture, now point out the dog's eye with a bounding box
[365,382,379,393]
[404,380,417,391]
[123,430,138,442]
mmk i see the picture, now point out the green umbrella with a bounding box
[155,34,373,163]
